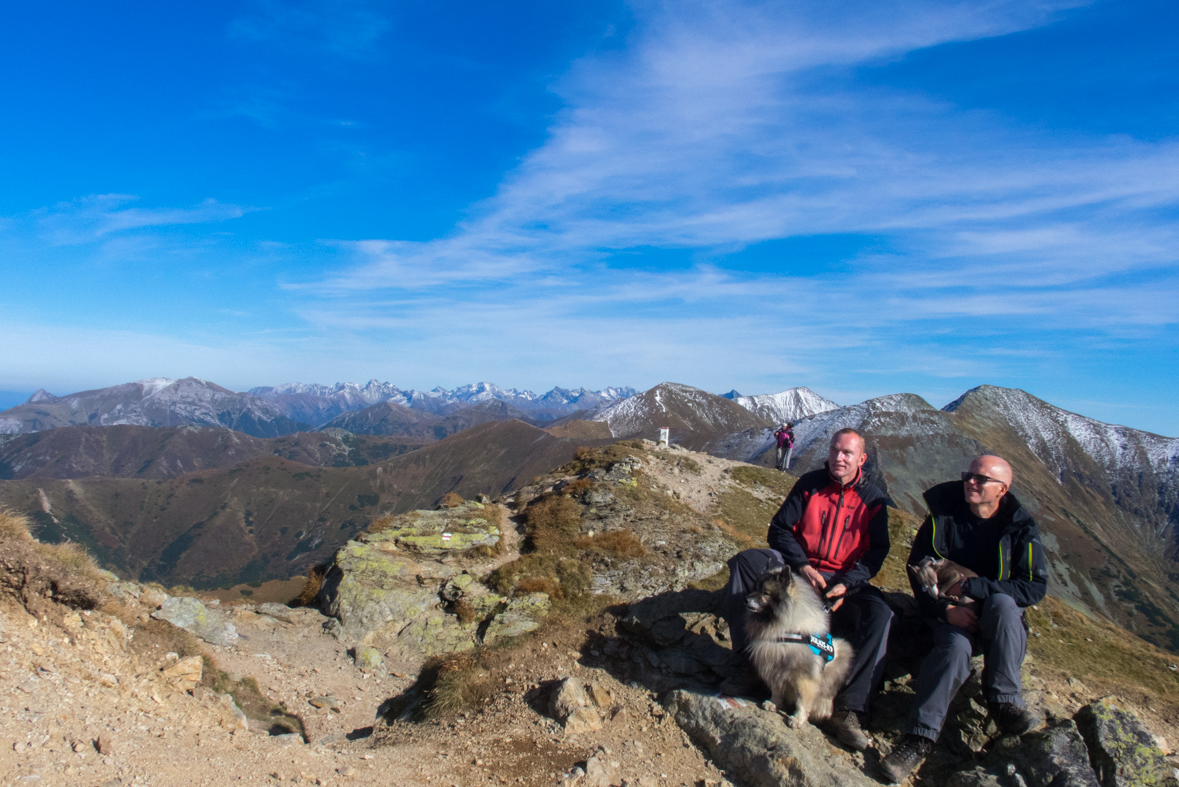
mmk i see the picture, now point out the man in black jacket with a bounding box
[720,428,894,751]
[879,455,1048,783]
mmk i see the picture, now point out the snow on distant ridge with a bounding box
[734,387,839,425]
[944,386,1179,479]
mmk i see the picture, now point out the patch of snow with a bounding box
[734,387,839,425]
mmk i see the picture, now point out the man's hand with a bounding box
[946,604,978,632]
[799,565,826,592]
[825,583,848,612]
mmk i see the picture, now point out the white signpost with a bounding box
[658,427,669,447]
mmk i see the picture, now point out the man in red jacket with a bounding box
[720,428,894,751]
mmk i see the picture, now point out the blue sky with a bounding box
[1,0,1177,435]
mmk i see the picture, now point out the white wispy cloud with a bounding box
[27,194,249,246]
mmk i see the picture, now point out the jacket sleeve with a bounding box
[906,513,952,622]
[834,497,891,588]
[767,482,811,569]
[961,525,1048,607]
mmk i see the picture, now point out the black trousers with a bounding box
[722,548,895,714]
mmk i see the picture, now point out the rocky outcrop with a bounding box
[1075,700,1178,787]
[151,596,239,646]
[668,690,877,787]
[316,501,551,662]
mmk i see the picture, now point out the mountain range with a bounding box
[0,377,639,438]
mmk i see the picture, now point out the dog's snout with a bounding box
[745,594,766,612]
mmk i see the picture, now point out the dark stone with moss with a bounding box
[1074,700,1179,787]
[992,720,1101,787]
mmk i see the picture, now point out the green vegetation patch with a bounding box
[709,466,797,549]
[1027,596,1179,702]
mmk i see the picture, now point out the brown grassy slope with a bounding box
[0,424,422,480]
[0,420,582,589]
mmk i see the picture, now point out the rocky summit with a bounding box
[2,440,1179,787]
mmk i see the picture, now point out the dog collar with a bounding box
[772,632,836,663]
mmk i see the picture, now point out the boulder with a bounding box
[483,593,551,645]
[392,614,477,658]
[1074,700,1178,787]
[162,655,204,687]
[362,503,500,556]
[668,689,877,787]
[352,646,386,674]
[991,720,1101,787]
[317,539,443,643]
[151,596,238,646]
[550,678,604,735]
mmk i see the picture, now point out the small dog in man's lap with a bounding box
[743,567,854,728]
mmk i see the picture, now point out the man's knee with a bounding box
[980,594,1022,630]
[930,626,974,670]
[727,548,783,584]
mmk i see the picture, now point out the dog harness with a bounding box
[773,632,836,664]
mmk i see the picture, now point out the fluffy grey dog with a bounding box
[744,567,854,728]
[908,556,980,612]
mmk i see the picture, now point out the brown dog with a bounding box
[744,568,854,728]
[908,556,980,612]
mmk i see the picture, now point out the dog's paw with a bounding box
[787,712,808,729]
[760,700,779,714]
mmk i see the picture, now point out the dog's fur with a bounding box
[908,556,980,612]
[744,567,854,728]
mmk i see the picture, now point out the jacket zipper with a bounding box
[824,487,847,564]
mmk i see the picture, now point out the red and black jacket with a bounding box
[767,465,891,588]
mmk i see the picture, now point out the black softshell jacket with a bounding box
[907,481,1048,622]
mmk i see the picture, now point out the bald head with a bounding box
[964,454,1012,518]
[971,455,1012,485]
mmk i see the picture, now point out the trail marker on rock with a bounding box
[658,428,669,447]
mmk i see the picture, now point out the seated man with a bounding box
[879,455,1048,783]
[720,428,894,751]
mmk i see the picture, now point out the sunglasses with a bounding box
[962,472,1003,486]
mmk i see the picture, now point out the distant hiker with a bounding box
[879,455,1048,783]
[774,422,795,471]
[720,428,894,752]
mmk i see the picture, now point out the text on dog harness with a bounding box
[772,632,836,664]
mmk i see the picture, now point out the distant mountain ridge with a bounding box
[0,378,639,438]
[251,380,638,425]
[0,378,307,438]
[734,387,840,425]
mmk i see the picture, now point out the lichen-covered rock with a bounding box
[993,720,1101,787]
[441,573,476,602]
[317,539,443,643]
[362,503,500,556]
[1075,700,1179,787]
[394,613,478,657]
[668,689,877,787]
[483,593,550,645]
[353,646,386,674]
[151,596,238,646]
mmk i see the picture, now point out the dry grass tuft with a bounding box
[424,652,498,717]
[0,508,34,542]
[560,478,594,497]
[453,598,477,624]
[523,495,582,553]
[294,565,326,607]
[573,529,646,558]
[515,576,562,597]
[366,513,397,534]
[438,492,464,509]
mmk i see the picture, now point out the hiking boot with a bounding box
[877,734,933,783]
[828,709,869,751]
[990,702,1040,735]
[718,667,767,699]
